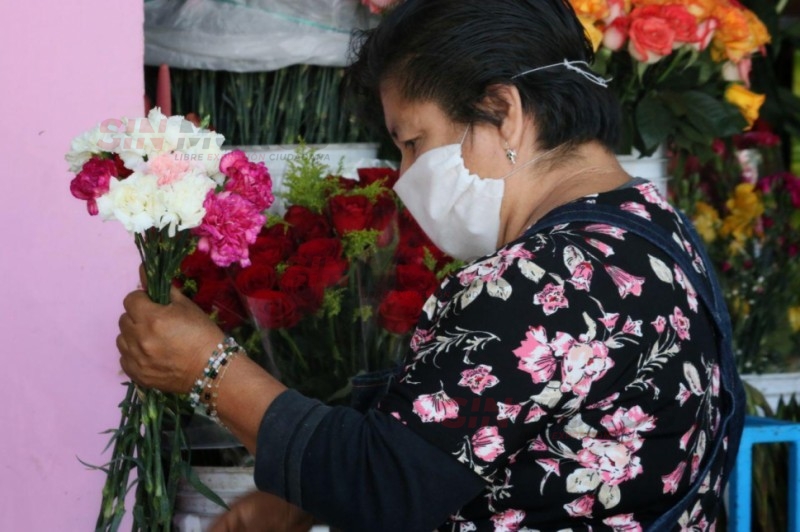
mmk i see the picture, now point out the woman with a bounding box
[116,1,743,530]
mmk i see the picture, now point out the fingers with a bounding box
[122,289,152,316]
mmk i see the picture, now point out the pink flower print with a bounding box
[412,389,460,423]
[585,224,627,240]
[711,364,720,396]
[458,365,500,396]
[458,256,507,286]
[498,242,534,261]
[568,262,594,291]
[622,317,643,337]
[513,326,557,383]
[651,316,667,334]
[670,307,691,340]
[603,513,643,532]
[564,494,595,518]
[676,384,692,406]
[586,238,616,257]
[410,327,434,353]
[528,435,547,451]
[674,266,699,312]
[621,201,652,220]
[536,458,561,477]
[605,266,645,298]
[497,402,522,423]
[577,439,643,486]
[680,425,697,450]
[587,393,620,411]
[533,283,569,315]
[599,313,620,331]
[471,426,505,462]
[459,523,477,532]
[558,338,615,397]
[635,182,673,212]
[600,406,656,451]
[524,404,547,424]
[490,509,526,532]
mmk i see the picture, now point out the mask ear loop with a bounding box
[459,125,471,146]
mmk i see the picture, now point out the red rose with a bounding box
[70,156,117,215]
[278,266,325,313]
[628,14,675,63]
[396,263,439,299]
[291,238,348,286]
[378,290,425,334]
[329,194,374,234]
[181,250,226,281]
[245,289,302,329]
[284,205,332,242]
[250,234,295,267]
[660,5,699,44]
[330,175,358,191]
[193,277,247,331]
[357,167,399,188]
[234,264,277,296]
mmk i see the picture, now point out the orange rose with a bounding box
[711,4,770,62]
[570,0,610,22]
[577,14,605,51]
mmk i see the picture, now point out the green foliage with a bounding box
[282,142,339,213]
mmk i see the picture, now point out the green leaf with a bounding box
[181,462,230,511]
[678,90,747,137]
[635,94,675,153]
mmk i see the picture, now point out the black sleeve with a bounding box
[254,389,485,532]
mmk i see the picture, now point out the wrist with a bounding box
[189,337,245,425]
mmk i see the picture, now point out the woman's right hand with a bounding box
[209,491,315,532]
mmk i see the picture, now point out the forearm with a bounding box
[212,354,287,454]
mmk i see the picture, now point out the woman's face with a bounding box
[380,81,509,178]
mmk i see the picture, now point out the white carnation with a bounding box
[157,171,216,236]
[65,126,106,172]
[97,173,160,234]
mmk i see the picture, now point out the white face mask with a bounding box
[393,130,503,261]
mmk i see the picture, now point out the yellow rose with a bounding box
[789,306,800,333]
[720,182,764,244]
[724,84,765,130]
[692,201,721,244]
[578,15,605,51]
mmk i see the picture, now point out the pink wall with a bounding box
[0,1,144,529]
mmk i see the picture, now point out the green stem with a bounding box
[278,328,309,371]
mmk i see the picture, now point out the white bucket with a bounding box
[173,466,256,532]
[617,145,670,197]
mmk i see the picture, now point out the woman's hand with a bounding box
[117,282,226,394]
[209,491,315,532]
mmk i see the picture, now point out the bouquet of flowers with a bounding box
[569,0,771,160]
[67,108,273,530]
[675,128,800,374]
[179,145,460,406]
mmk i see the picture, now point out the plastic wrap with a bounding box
[144,0,377,72]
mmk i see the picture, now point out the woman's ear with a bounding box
[480,83,527,152]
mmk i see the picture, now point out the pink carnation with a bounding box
[193,190,266,267]
[70,156,116,215]
[220,150,274,212]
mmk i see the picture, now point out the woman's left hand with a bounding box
[116,283,226,394]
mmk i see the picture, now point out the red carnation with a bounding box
[70,156,117,215]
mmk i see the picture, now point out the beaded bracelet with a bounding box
[189,337,243,425]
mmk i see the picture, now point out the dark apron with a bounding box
[521,202,745,530]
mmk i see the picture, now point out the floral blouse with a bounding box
[378,182,724,531]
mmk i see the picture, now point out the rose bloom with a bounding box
[378,290,425,334]
[719,183,764,242]
[361,0,397,14]
[250,233,295,267]
[234,264,277,296]
[278,265,325,314]
[246,289,302,329]
[329,194,374,234]
[357,167,399,188]
[284,205,332,242]
[290,238,348,286]
[396,263,439,299]
[724,84,766,130]
[628,11,675,63]
[569,0,610,22]
[193,277,247,331]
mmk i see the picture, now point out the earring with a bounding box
[504,142,517,166]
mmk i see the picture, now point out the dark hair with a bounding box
[345,0,620,152]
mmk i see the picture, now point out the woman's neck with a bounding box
[498,141,631,247]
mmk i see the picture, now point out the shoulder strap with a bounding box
[523,201,745,530]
